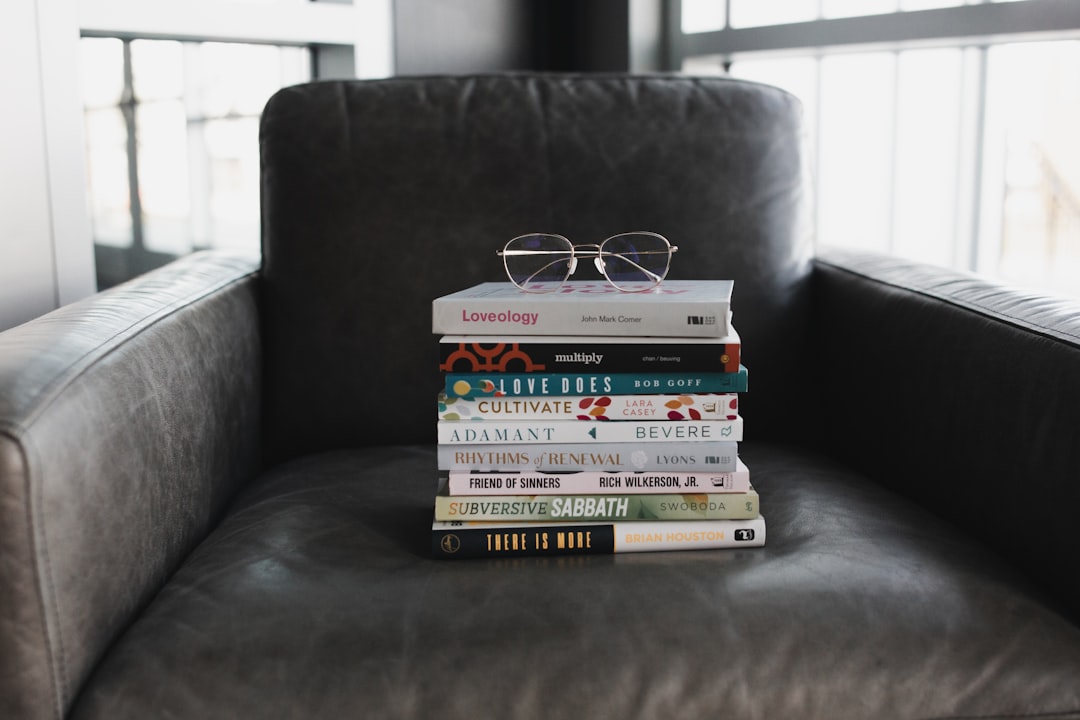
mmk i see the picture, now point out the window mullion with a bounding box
[120,39,144,254]
[886,50,900,256]
[958,45,990,273]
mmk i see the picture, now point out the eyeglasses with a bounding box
[497,232,678,293]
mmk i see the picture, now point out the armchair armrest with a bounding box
[0,251,261,719]
[811,247,1080,616]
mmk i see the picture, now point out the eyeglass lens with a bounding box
[599,233,672,290]
[503,234,575,289]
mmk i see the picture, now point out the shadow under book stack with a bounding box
[429,280,765,558]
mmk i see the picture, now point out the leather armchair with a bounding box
[2,74,1079,719]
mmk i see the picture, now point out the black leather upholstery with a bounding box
[2,75,1079,719]
[814,248,1080,615]
[67,443,1080,719]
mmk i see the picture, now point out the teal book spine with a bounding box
[445,366,748,398]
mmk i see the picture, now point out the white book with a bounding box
[437,417,743,444]
[438,392,739,421]
[432,280,733,337]
[447,458,752,495]
[437,441,739,472]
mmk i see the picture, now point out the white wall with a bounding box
[0,0,95,331]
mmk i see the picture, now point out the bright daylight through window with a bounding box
[680,0,1080,299]
[80,38,309,288]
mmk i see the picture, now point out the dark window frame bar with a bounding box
[666,0,1080,278]
[667,0,1080,67]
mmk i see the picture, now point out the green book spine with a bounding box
[434,484,759,522]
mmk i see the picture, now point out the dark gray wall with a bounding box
[393,0,537,74]
[391,0,645,76]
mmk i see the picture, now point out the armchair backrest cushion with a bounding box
[259,74,811,461]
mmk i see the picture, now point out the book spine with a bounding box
[438,341,740,374]
[437,442,739,472]
[432,298,730,338]
[434,490,758,522]
[432,516,766,558]
[438,392,739,421]
[437,417,742,444]
[445,368,748,398]
[447,461,751,495]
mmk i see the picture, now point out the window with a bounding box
[676,0,1080,298]
[80,38,310,288]
[75,0,393,289]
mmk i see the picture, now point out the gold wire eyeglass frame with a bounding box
[496,232,678,293]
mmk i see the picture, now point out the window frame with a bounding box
[668,0,1080,67]
[668,0,1080,293]
[75,0,395,288]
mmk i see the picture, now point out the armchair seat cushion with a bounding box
[70,443,1080,719]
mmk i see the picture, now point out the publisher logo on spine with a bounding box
[440,534,462,554]
[734,529,755,542]
[686,315,717,326]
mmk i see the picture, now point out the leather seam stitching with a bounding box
[5,265,258,439]
[2,429,67,720]
[922,710,1080,720]
[31,433,68,720]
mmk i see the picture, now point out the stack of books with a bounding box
[429,280,765,558]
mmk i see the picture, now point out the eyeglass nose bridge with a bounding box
[563,243,604,278]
